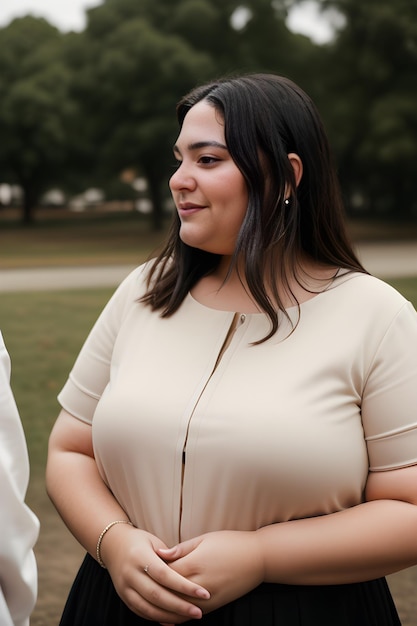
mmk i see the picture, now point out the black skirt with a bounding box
[60,553,401,626]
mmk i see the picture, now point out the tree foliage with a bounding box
[0,1,317,224]
[317,0,417,217]
[0,0,415,223]
[70,0,315,229]
[74,12,215,228]
[0,17,78,222]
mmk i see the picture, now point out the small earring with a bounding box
[284,198,290,205]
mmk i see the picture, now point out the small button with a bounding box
[240,314,246,323]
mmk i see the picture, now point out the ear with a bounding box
[288,152,303,187]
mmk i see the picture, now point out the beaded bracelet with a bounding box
[96,520,133,568]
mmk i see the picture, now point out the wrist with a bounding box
[255,527,271,583]
[96,519,133,568]
[251,530,266,584]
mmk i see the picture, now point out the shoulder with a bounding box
[335,272,409,313]
[118,260,153,291]
[317,272,417,345]
[107,260,156,305]
[90,259,166,330]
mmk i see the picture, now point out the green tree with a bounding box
[77,0,319,229]
[317,0,417,218]
[0,2,324,226]
[73,12,215,229]
[0,17,78,223]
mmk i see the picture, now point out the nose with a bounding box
[169,163,196,193]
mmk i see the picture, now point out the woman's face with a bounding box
[169,100,248,256]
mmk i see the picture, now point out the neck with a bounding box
[192,252,340,313]
[192,256,261,313]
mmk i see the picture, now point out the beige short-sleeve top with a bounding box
[58,265,417,547]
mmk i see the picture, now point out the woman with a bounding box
[46,74,417,625]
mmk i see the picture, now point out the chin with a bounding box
[179,231,231,255]
[179,230,207,251]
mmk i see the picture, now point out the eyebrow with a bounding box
[173,140,228,154]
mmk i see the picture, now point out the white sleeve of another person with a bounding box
[0,332,39,626]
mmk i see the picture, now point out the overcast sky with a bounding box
[0,0,338,43]
[0,0,101,32]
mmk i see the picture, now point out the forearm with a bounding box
[257,498,417,585]
[46,414,211,622]
[46,449,129,560]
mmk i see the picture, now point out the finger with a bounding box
[143,558,210,600]
[158,537,201,561]
[124,578,203,622]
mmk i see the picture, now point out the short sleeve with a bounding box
[362,301,417,471]
[58,265,147,424]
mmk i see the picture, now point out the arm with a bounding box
[258,464,417,584]
[159,464,417,614]
[0,336,39,626]
[46,409,209,623]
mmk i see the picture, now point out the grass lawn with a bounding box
[1,288,114,476]
[0,209,168,268]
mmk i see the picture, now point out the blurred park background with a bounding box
[1,0,417,623]
[1,0,417,227]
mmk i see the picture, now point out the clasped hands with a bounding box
[104,526,264,624]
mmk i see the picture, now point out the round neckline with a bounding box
[187,291,263,316]
[187,290,318,316]
[187,270,361,316]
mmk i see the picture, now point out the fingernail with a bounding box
[196,588,210,599]
[189,607,202,618]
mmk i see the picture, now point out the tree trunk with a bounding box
[145,169,164,231]
[21,184,38,224]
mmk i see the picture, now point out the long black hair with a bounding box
[141,73,366,340]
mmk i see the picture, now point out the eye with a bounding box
[198,155,220,165]
[172,159,182,169]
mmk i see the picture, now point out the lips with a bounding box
[177,202,207,217]
[178,202,206,210]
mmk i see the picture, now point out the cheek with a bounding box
[231,179,249,220]
[225,196,248,237]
